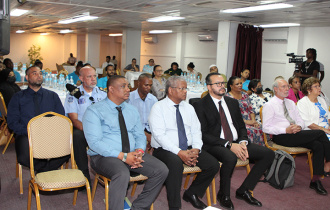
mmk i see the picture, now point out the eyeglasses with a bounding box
[172,87,188,91]
[89,97,95,104]
[311,85,321,89]
[208,82,227,87]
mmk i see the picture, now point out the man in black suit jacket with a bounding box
[193,72,274,209]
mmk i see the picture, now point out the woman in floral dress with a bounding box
[226,76,264,146]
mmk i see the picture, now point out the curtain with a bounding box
[232,24,264,79]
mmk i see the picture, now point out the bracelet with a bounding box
[137,149,145,156]
[122,153,128,162]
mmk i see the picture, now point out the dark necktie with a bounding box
[218,101,233,142]
[33,92,41,116]
[174,105,188,150]
[116,106,130,153]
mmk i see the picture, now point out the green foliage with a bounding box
[28,45,43,65]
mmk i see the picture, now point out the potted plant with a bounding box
[28,44,43,66]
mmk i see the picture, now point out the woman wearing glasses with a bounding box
[287,76,304,103]
[226,76,264,146]
[297,77,330,176]
[248,79,272,124]
[151,65,167,100]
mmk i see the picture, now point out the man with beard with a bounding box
[7,66,69,173]
[193,72,274,209]
[64,66,107,182]
[97,64,116,89]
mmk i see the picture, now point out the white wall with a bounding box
[141,32,217,80]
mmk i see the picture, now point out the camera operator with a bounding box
[294,48,320,84]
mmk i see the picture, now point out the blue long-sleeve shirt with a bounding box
[82,98,146,158]
[7,86,65,135]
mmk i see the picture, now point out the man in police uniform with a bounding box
[64,66,107,183]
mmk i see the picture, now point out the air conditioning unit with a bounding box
[263,30,288,42]
[198,34,215,41]
[144,36,158,43]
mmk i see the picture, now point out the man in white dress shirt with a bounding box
[149,76,219,210]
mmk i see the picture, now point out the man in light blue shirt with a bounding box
[142,58,155,73]
[127,73,157,150]
[97,64,115,89]
[149,76,219,210]
[64,66,107,183]
[82,75,168,210]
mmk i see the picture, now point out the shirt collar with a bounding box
[165,96,184,107]
[274,95,284,104]
[106,97,127,110]
[26,86,43,96]
[79,85,98,96]
[132,89,152,101]
[210,95,224,106]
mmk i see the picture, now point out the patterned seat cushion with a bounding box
[272,143,311,153]
[35,169,86,189]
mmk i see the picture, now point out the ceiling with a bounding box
[8,0,330,35]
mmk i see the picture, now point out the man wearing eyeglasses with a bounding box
[193,72,274,209]
[149,76,219,210]
[64,66,107,183]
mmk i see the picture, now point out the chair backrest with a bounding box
[189,98,201,105]
[201,91,209,98]
[56,63,64,71]
[197,72,202,80]
[27,112,72,160]
[0,92,7,117]
[259,106,272,148]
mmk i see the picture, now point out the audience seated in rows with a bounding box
[67,53,77,66]
[262,78,330,195]
[151,65,167,100]
[240,69,250,92]
[64,66,107,183]
[193,72,274,209]
[187,62,198,75]
[7,66,69,173]
[248,79,272,125]
[82,75,168,210]
[142,58,155,73]
[101,56,114,70]
[67,61,84,85]
[286,75,304,103]
[226,76,264,146]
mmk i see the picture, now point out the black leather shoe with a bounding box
[235,190,262,207]
[310,180,328,195]
[183,191,207,209]
[217,192,234,209]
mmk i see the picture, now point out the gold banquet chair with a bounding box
[91,173,153,210]
[0,92,15,154]
[27,112,92,210]
[260,106,313,179]
[183,165,213,206]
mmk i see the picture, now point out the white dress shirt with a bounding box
[149,97,203,155]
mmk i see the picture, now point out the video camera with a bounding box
[286,53,305,72]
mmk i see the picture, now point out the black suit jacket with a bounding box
[193,94,249,151]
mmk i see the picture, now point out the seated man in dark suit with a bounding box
[7,66,69,173]
[193,72,275,209]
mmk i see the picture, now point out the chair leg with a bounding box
[85,178,93,210]
[19,163,23,195]
[131,182,138,196]
[104,177,109,210]
[2,132,13,154]
[91,174,100,201]
[33,184,41,210]
[246,164,251,174]
[212,178,216,204]
[307,152,313,180]
[206,186,211,206]
[150,203,154,210]
[73,189,78,205]
[27,182,32,210]
[183,174,191,189]
[16,161,19,178]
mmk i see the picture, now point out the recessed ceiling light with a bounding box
[11,9,29,17]
[147,16,185,22]
[40,33,49,36]
[60,29,73,33]
[221,3,293,13]
[16,30,25,33]
[109,33,123,37]
[149,30,173,34]
[58,12,98,24]
[259,23,300,28]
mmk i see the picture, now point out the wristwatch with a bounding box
[226,142,232,149]
[122,153,128,162]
